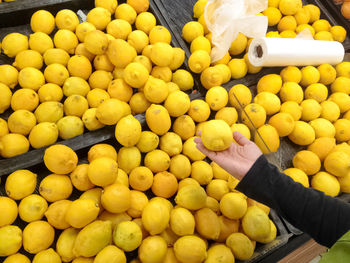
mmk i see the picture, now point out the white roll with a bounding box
[248,37,345,67]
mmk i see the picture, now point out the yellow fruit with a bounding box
[193,0,208,18]
[38,83,63,103]
[65,199,99,228]
[144,149,170,173]
[68,55,93,80]
[312,19,331,34]
[73,220,113,257]
[39,174,73,202]
[106,19,132,40]
[127,190,149,218]
[56,228,79,262]
[172,115,195,140]
[113,221,142,252]
[311,172,340,197]
[242,205,270,242]
[324,151,350,177]
[108,79,133,102]
[215,107,238,126]
[201,120,233,151]
[330,26,347,42]
[62,77,91,97]
[117,146,141,173]
[334,118,350,142]
[205,86,228,111]
[87,157,118,187]
[255,91,281,115]
[229,84,252,109]
[220,192,247,220]
[0,225,22,257]
[191,161,213,185]
[135,12,156,34]
[182,21,204,43]
[18,67,45,91]
[57,116,84,139]
[75,43,97,60]
[86,7,112,30]
[134,55,152,73]
[135,131,159,153]
[188,99,211,122]
[44,63,70,85]
[288,121,315,145]
[139,236,167,263]
[228,58,248,79]
[263,7,282,26]
[229,33,247,55]
[44,144,78,174]
[127,30,149,53]
[331,77,350,94]
[31,10,55,34]
[268,112,294,137]
[129,92,150,114]
[115,3,137,24]
[257,74,282,94]
[300,99,321,121]
[169,154,191,180]
[5,170,36,200]
[23,220,55,254]
[255,124,280,153]
[217,215,239,242]
[94,245,126,263]
[87,89,110,108]
[319,100,340,122]
[304,4,320,23]
[190,36,211,54]
[145,104,171,135]
[115,114,141,147]
[175,184,207,210]
[150,42,174,67]
[75,22,96,42]
[293,150,321,175]
[72,257,94,263]
[43,48,70,66]
[8,110,36,137]
[149,25,171,44]
[294,8,310,25]
[178,178,200,190]
[214,64,232,83]
[315,31,334,41]
[304,83,328,103]
[174,236,207,263]
[96,98,130,125]
[241,103,266,129]
[284,168,309,187]
[63,95,88,118]
[336,62,350,78]
[170,207,195,236]
[279,0,302,15]
[194,208,220,240]
[159,132,182,157]
[172,69,194,91]
[3,253,30,263]
[278,16,297,32]
[206,244,235,263]
[129,166,153,191]
[88,70,113,90]
[0,65,18,89]
[210,162,229,181]
[102,184,131,213]
[0,118,8,138]
[309,118,336,138]
[115,169,130,187]
[53,29,78,54]
[94,54,114,72]
[0,197,18,227]
[142,198,170,235]
[13,50,43,70]
[44,200,72,229]
[80,188,103,212]
[169,48,186,71]
[55,9,79,31]
[280,30,297,38]
[164,91,190,118]
[107,39,137,68]
[189,50,211,74]
[88,144,117,162]
[280,82,304,104]
[164,247,180,263]
[2,33,28,58]
[307,137,336,161]
[123,62,149,89]
[0,133,30,158]
[183,136,206,161]
[328,92,350,113]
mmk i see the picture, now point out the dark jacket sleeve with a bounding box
[236,155,350,248]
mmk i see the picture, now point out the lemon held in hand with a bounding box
[201,120,233,151]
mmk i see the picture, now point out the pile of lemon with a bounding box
[0,0,196,158]
[182,0,347,87]
[0,137,276,262]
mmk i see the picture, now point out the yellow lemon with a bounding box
[307,137,336,161]
[5,169,37,200]
[296,24,316,36]
[277,15,297,32]
[135,12,156,34]
[0,118,9,138]
[43,48,70,66]
[149,25,171,44]
[182,21,204,43]
[242,103,267,129]
[53,29,78,54]
[205,86,228,111]
[311,172,340,197]
[294,8,310,25]
[304,4,320,23]
[30,10,55,34]
[315,31,334,41]
[172,69,194,91]
[254,92,281,115]
[63,95,89,117]
[0,197,18,227]
[39,174,73,202]
[87,7,112,30]
[38,83,63,103]
[44,144,78,174]
[320,100,340,122]
[334,118,350,142]
[88,143,117,162]
[89,70,113,91]
[18,194,48,222]
[169,48,186,71]
[288,121,315,145]
[0,83,12,114]
[3,253,30,263]
[226,232,254,260]
[190,35,211,53]
[139,236,167,263]
[201,120,233,151]
[65,199,99,228]
[57,116,84,139]
[312,19,331,33]
[328,92,350,113]
[280,30,297,38]
[55,9,79,31]
[115,3,137,24]
[182,136,206,161]
[123,62,149,88]
[268,112,295,137]
[18,67,45,91]
[84,30,109,56]
[254,124,280,153]
[257,74,283,94]
[0,65,18,89]
[88,157,118,187]
[189,50,211,74]
[200,66,223,90]
[96,98,130,125]
[170,207,195,236]
[75,22,97,42]
[229,33,247,55]
[68,55,92,80]
[134,55,152,73]
[0,225,22,257]
[331,76,350,94]
[309,118,336,138]
[13,49,43,70]
[191,160,213,185]
[174,235,207,263]
[280,82,304,103]
[94,245,126,263]
[172,115,196,140]
[228,57,248,79]
[151,66,172,82]
[101,183,131,213]
[284,168,309,187]
[280,66,302,83]
[194,208,220,240]
[115,114,142,147]
[215,107,238,126]
[330,25,347,42]
[193,0,208,18]
[2,33,28,58]
[220,192,247,220]
[107,39,137,68]
[304,83,328,103]
[279,0,302,15]
[150,42,174,67]
[300,99,322,121]
[94,54,114,71]
[113,221,142,251]
[300,66,320,87]
[242,205,270,242]
[95,0,118,13]
[263,7,282,26]
[44,63,70,85]
[127,30,149,53]
[0,133,30,158]
[56,228,79,262]
[23,221,55,254]
[229,84,252,109]
[293,150,321,175]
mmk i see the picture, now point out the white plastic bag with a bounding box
[204,0,268,62]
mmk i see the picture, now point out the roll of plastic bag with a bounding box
[248,37,345,67]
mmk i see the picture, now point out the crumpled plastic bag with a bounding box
[204,0,269,62]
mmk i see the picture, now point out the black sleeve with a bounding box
[236,155,350,248]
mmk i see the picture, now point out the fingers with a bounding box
[233,131,251,146]
[194,138,217,160]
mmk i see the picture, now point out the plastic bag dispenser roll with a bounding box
[248,37,345,67]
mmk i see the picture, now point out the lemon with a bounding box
[0,65,18,89]
[80,188,103,211]
[23,220,55,254]
[143,76,168,103]
[135,12,156,34]
[18,67,45,91]
[158,133,182,158]
[73,220,112,257]
[293,150,321,175]
[113,221,142,252]
[37,83,63,103]
[242,205,270,242]
[309,118,336,138]
[315,31,334,41]
[94,54,114,72]
[242,103,266,129]
[190,160,213,185]
[3,253,30,263]
[95,0,117,13]
[304,4,320,23]
[175,183,207,210]
[174,235,207,263]
[300,66,320,87]
[214,107,238,127]
[150,66,172,82]
[96,98,130,125]
[89,70,113,91]
[82,31,108,56]
[206,179,229,201]
[280,30,297,38]
[219,192,247,219]
[228,58,248,79]
[144,104,171,135]
[68,164,93,193]
[75,43,95,60]
[115,114,142,147]
[182,136,206,162]
[54,29,78,54]
[205,86,228,111]
[304,83,328,103]
[331,26,347,42]
[0,83,12,114]
[280,82,304,103]
[182,21,204,43]
[311,172,340,197]
[63,95,88,118]
[169,48,186,71]
[135,131,159,153]
[123,62,149,89]
[266,31,280,38]
[255,124,280,153]
[94,245,126,263]
[254,92,281,115]
[206,244,235,263]
[268,112,295,137]
[31,10,55,34]
[0,133,30,158]
[294,8,310,25]
[0,197,18,227]
[312,19,331,33]
[107,39,137,68]
[149,25,171,44]
[101,183,131,213]
[277,15,297,32]
[339,172,350,193]
[134,55,152,73]
[5,169,36,200]
[194,208,221,240]
[320,101,340,122]
[128,30,149,53]
[149,42,174,67]
[56,228,79,262]
[43,48,70,66]
[212,52,231,66]
[193,0,208,18]
[228,33,247,55]
[257,74,283,94]
[87,157,118,187]
[127,190,148,218]
[62,78,89,98]
[288,121,315,145]
[82,108,104,131]
[129,166,153,191]
[171,69,194,91]
[56,116,84,139]
[206,196,221,214]
[331,76,350,94]
[13,50,43,70]
[172,115,195,141]
[300,99,322,121]
[2,33,28,58]
[88,144,117,163]
[44,63,70,85]
[34,102,63,124]
[68,55,93,80]
[334,118,350,142]
[228,84,252,110]
[65,199,100,228]
[75,22,96,42]
[329,92,350,113]
[284,168,309,187]
[188,50,210,74]
[188,99,211,123]
[178,178,200,190]
[190,35,211,53]
[0,225,22,257]
[279,0,302,15]
[118,146,142,174]
[144,150,170,173]
[307,137,336,161]
[263,7,282,26]
[170,207,195,236]
[115,3,137,24]
[44,144,77,174]
[86,7,111,30]
[18,194,47,222]
[55,9,79,31]
[139,236,167,263]
[201,120,233,151]
[0,118,9,138]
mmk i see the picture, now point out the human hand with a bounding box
[194,131,263,181]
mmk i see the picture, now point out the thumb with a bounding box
[233,131,251,146]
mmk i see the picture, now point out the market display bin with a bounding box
[0,0,203,177]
